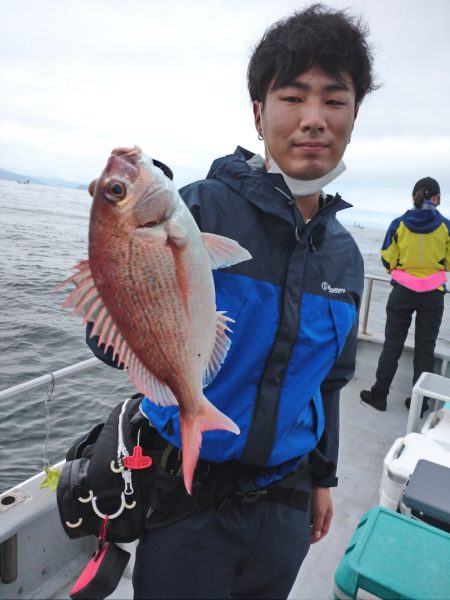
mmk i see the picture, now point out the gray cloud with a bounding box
[0,0,449,211]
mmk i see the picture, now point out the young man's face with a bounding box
[253,65,358,181]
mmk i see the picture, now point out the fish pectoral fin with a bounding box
[202,311,234,387]
[201,233,252,269]
[128,354,179,407]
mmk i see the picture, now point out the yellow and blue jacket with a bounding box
[381,203,450,282]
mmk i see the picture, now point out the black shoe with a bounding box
[405,397,430,418]
[360,390,387,412]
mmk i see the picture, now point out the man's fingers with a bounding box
[310,487,333,543]
[310,518,324,543]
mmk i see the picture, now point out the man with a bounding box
[88,4,376,598]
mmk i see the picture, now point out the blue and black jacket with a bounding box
[88,147,363,488]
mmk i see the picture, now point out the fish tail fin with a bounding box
[180,400,240,495]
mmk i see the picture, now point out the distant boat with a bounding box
[353,221,365,229]
[17,179,30,184]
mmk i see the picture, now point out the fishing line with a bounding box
[43,373,55,469]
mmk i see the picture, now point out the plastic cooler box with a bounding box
[400,459,450,533]
[379,432,450,511]
[334,506,450,599]
[421,409,450,451]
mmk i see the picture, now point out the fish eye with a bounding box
[105,180,126,202]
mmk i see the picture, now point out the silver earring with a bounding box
[347,138,351,144]
[258,132,264,141]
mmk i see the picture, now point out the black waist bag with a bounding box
[57,393,164,543]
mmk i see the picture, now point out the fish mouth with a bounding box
[106,153,140,181]
[111,146,142,164]
[111,146,174,180]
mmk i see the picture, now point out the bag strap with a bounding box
[263,448,332,510]
[269,448,331,489]
[213,449,331,512]
[160,444,183,477]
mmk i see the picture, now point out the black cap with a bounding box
[413,177,440,196]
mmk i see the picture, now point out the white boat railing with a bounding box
[0,357,102,401]
[360,273,390,335]
[0,273,446,401]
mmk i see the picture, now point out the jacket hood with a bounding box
[206,146,352,224]
[401,206,444,234]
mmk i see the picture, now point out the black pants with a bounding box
[133,478,311,600]
[372,284,444,398]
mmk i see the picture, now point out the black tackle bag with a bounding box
[56,393,164,543]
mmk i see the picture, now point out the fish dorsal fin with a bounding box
[127,354,179,407]
[203,311,234,387]
[59,260,131,367]
[60,261,179,407]
[201,233,252,270]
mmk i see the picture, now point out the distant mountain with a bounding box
[0,167,87,190]
[41,176,89,190]
[0,167,44,185]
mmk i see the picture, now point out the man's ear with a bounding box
[253,100,262,135]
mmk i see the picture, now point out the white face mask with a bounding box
[259,102,347,196]
[267,156,346,196]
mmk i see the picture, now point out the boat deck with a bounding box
[106,342,417,600]
[290,363,412,599]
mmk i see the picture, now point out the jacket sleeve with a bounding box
[380,218,401,271]
[311,316,359,488]
[444,217,450,271]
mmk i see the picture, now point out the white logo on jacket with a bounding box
[321,281,346,294]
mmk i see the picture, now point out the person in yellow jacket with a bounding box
[361,177,449,415]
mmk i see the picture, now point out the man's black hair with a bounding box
[247,3,377,106]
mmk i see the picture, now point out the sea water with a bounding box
[0,180,449,492]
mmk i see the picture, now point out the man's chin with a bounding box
[285,168,328,181]
[285,156,341,180]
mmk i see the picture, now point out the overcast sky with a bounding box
[1,0,449,214]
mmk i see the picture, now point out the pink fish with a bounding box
[60,146,251,493]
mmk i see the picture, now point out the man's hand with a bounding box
[310,486,333,543]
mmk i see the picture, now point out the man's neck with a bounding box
[295,192,321,222]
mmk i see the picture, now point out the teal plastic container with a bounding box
[334,507,450,599]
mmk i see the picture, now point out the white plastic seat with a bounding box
[406,372,450,435]
[421,408,450,451]
[379,432,450,511]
